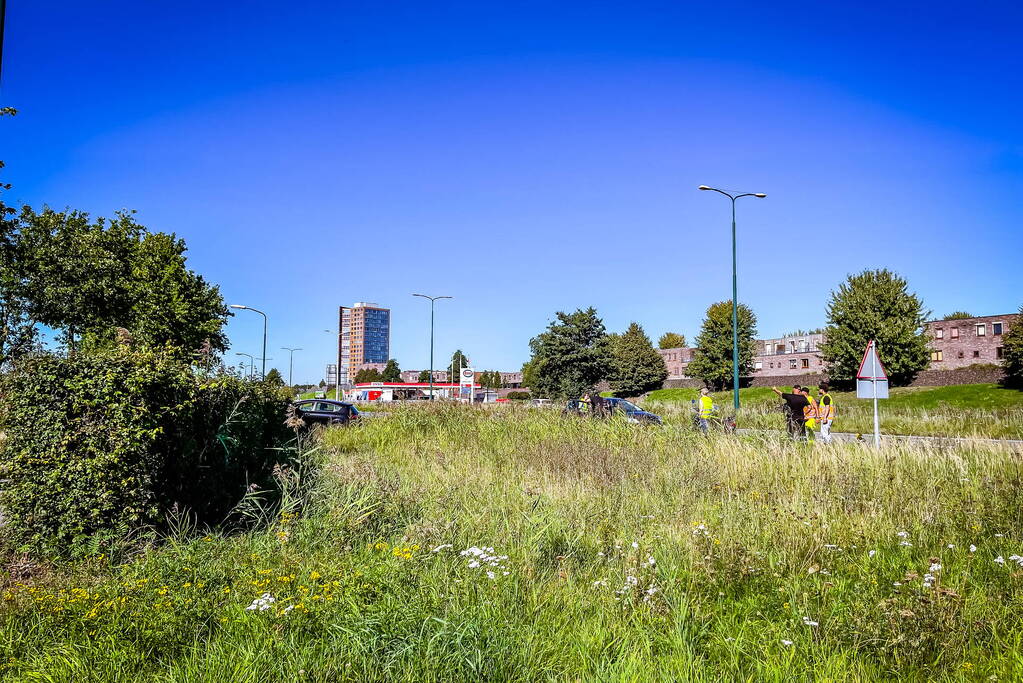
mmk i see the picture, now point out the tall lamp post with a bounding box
[281,347,302,387]
[230,304,268,378]
[698,185,766,414]
[412,293,452,401]
[235,352,255,380]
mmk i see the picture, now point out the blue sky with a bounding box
[3,2,1021,383]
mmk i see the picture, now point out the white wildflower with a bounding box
[970,545,977,553]
[801,616,819,627]
[893,582,902,587]
[994,556,1005,565]
[245,593,276,612]
[868,550,876,558]
[631,541,639,549]
[896,531,909,538]
[947,544,955,550]
[645,556,656,567]
[432,544,453,553]
[781,639,794,646]
[899,541,913,547]
[929,563,942,573]
[995,533,1004,538]
[486,571,496,580]
[824,544,839,550]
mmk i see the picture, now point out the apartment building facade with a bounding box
[338,302,390,385]
[657,315,1018,380]
[925,313,1018,370]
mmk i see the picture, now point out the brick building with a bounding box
[656,315,1018,380]
[925,314,1019,370]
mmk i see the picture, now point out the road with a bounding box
[736,428,1023,451]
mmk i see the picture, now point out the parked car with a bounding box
[291,399,360,427]
[602,397,663,425]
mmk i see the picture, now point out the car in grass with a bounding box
[563,397,662,425]
[290,399,360,427]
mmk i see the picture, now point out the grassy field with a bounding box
[645,384,1023,439]
[3,404,1023,680]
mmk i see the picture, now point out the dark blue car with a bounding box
[563,397,662,424]
[292,399,360,427]
[603,398,662,425]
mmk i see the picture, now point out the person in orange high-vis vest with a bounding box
[817,382,835,444]
[801,386,818,439]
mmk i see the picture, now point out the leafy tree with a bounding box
[1000,306,1023,388]
[687,301,758,390]
[448,349,470,383]
[381,359,402,382]
[9,207,228,355]
[478,370,503,389]
[354,368,383,383]
[609,322,668,395]
[521,359,537,390]
[417,369,432,383]
[318,379,326,388]
[526,307,612,399]
[657,332,687,349]
[943,311,974,320]
[0,108,36,369]
[819,269,931,386]
[264,368,285,387]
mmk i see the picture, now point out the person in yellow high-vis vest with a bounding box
[801,386,819,440]
[817,382,835,444]
[697,388,713,434]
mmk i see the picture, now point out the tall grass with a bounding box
[3,404,1023,680]
[646,385,1023,439]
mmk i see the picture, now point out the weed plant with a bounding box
[3,403,1023,680]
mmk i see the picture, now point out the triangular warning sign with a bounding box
[856,340,888,380]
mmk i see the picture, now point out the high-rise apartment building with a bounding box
[338,302,390,385]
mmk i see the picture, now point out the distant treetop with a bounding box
[942,311,974,320]
[777,328,825,338]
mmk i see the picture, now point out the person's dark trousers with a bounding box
[786,417,806,440]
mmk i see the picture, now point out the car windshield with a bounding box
[617,400,640,411]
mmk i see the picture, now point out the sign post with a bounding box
[855,340,889,448]
[460,367,475,404]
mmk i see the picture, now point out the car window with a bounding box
[315,402,340,412]
[619,400,639,411]
[296,401,314,411]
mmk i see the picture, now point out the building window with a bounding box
[931,350,943,362]
[976,324,986,336]
[973,350,981,358]
[993,322,1003,335]
[935,328,944,339]
[997,346,1004,359]
[755,361,763,370]
[789,359,797,370]
[801,358,810,369]
[950,328,959,339]
[957,351,964,359]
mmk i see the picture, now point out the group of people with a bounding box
[771,382,835,443]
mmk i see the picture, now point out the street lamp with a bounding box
[281,347,302,387]
[230,304,268,378]
[235,352,255,380]
[698,185,767,414]
[412,294,452,401]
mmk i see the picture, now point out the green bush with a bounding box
[506,391,531,400]
[0,348,293,555]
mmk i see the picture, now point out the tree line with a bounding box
[522,269,1023,399]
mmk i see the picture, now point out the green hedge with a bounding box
[0,348,293,555]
